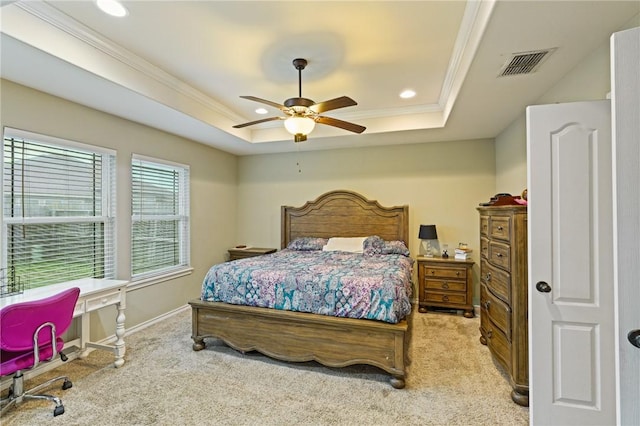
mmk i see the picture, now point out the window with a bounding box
[131,155,190,279]
[1,129,116,290]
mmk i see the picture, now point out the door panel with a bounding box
[527,100,614,425]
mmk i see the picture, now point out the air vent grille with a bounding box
[498,48,555,77]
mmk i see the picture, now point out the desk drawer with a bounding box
[85,291,121,312]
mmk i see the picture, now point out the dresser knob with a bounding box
[455,271,460,276]
[483,300,491,310]
[442,282,449,289]
[442,295,449,302]
[497,226,503,231]
[485,273,492,282]
[487,330,493,338]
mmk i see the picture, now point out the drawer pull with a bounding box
[430,270,435,275]
[485,273,492,282]
[483,300,491,310]
[455,271,460,276]
[442,295,449,302]
[487,329,493,338]
[497,226,503,231]
[442,282,449,289]
[101,298,108,304]
[496,253,503,258]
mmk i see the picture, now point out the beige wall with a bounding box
[495,17,640,191]
[0,79,238,339]
[237,139,496,302]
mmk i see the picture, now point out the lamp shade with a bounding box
[284,116,316,135]
[418,224,438,240]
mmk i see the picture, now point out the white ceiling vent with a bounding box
[498,48,556,77]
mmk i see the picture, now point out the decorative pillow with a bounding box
[287,237,328,251]
[363,235,385,255]
[322,237,367,253]
[382,240,410,256]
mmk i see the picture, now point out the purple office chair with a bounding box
[1,287,80,417]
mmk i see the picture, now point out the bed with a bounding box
[189,190,413,388]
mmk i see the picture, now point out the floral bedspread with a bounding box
[201,249,414,323]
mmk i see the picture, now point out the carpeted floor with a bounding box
[2,306,529,425]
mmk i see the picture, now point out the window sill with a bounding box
[127,267,194,291]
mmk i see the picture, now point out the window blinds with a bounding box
[2,132,116,289]
[131,156,190,278]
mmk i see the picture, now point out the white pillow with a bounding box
[322,237,367,253]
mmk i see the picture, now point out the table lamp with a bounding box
[418,224,438,257]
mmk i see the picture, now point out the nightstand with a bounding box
[227,247,276,261]
[417,256,475,318]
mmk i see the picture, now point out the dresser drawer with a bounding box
[423,265,467,280]
[486,321,511,373]
[489,241,511,271]
[489,216,512,241]
[424,291,467,305]
[481,259,511,304]
[481,284,512,340]
[425,279,466,292]
[480,215,489,236]
[480,237,489,259]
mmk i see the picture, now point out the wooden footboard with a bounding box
[189,299,411,388]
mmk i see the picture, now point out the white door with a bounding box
[527,100,615,425]
[611,27,640,426]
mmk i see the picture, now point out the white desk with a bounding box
[1,278,127,368]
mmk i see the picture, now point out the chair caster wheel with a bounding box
[54,405,65,416]
[62,379,72,390]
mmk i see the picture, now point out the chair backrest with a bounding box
[0,287,80,352]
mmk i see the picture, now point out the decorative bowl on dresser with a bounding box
[228,247,276,261]
[416,256,475,318]
[477,205,528,406]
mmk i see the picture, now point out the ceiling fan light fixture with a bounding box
[284,115,315,136]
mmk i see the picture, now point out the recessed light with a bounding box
[399,89,416,99]
[96,0,128,17]
[255,108,268,115]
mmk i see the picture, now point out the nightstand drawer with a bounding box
[423,266,467,279]
[489,241,511,271]
[425,279,466,292]
[424,291,467,305]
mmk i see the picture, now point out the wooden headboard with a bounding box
[281,190,409,249]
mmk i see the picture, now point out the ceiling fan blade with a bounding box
[239,96,288,111]
[310,96,357,114]
[316,116,366,134]
[232,116,283,129]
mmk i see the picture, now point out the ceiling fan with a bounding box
[233,58,366,142]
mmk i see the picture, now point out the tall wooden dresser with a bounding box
[477,205,528,406]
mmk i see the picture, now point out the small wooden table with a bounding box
[416,256,475,318]
[228,247,276,261]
